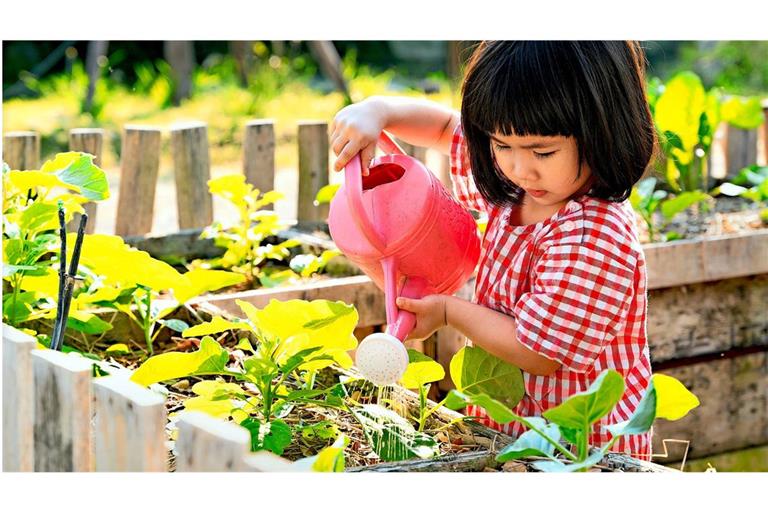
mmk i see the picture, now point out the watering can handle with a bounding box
[344,132,407,254]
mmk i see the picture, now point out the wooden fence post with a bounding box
[297,121,329,227]
[115,126,161,237]
[170,122,213,230]
[174,411,250,471]
[2,324,37,471]
[92,376,167,471]
[3,131,40,170]
[32,349,94,471]
[243,120,276,205]
[759,100,768,166]
[725,125,758,179]
[68,128,104,234]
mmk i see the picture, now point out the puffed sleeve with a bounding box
[449,122,489,214]
[512,242,637,373]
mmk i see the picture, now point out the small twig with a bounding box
[51,210,88,351]
[51,203,68,350]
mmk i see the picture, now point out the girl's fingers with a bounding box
[396,297,420,312]
[331,135,348,157]
[335,139,367,174]
[359,144,376,176]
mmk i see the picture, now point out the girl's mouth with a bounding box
[527,189,547,198]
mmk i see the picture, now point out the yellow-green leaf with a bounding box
[130,336,229,387]
[652,373,700,421]
[182,396,238,419]
[182,316,250,338]
[208,174,252,204]
[174,268,246,304]
[654,72,706,165]
[18,268,59,298]
[400,350,445,389]
[191,380,243,398]
[106,343,130,355]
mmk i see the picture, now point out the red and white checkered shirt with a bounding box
[449,124,653,460]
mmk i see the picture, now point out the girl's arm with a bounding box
[445,296,562,376]
[396,294,562,377]
[331,95,459,174]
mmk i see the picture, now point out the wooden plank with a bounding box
[644,238,705,289]
[32,349,94,471]
[2,324,37,471]
[243,120,276,206]
[702,230,768,281]
[174,411,250,471]
[68,128,104,234]
[644,230,768,290]
[195,275,387,328]
[725,125,758,179]
[242,451,299,472]
[297,121,329,226]
[3,131,40,170]
[170,122,213,230]
[115,126,161,236]
[92,376,167,471]
[652,351,768,461]
[647,275,768,362]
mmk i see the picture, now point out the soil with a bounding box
[635,196,767,244]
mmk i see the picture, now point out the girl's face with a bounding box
[490,132,593,208]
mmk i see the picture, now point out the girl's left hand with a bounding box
[395,294,447,341]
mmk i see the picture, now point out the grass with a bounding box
[3,56,460,175]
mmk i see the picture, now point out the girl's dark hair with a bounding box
[460,41,656,206]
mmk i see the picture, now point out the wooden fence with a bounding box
[5,100,765,238]
[2,121,453,238]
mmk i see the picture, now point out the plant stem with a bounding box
[418,385,427,432]
[10,275,22,325]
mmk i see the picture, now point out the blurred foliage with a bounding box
[3,41,763,177]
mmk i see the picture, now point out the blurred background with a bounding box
[3,41,767,234]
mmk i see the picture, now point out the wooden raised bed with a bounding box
[194,229,768,464]
[2,323,671,472]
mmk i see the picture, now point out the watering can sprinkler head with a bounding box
[355,332,409,387]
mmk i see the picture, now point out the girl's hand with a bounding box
[330,97,388,176]
[395,294,447,342]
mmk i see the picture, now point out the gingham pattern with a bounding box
[450,124,653,460]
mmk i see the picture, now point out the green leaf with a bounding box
[44,152,110,201]
[351,404,439,462]
[712,182,748,197]
[399,349,445,389]
[654,72,706,165]
[173,269,245,304]
[605,380,657,438]
[19,202,60,233]
[496,417,561,462]
[653,373,699,421]
[66,312,113,335]
[240,418,292,455]
[130,336,230,386]
[543,369,625,431]
[449,346,524,410]
[660,191,711,219]
[532,451,605,472]
[158,318,190,333]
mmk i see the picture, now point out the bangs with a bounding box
[462,41,581,139]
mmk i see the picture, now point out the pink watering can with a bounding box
[328,131,480,386]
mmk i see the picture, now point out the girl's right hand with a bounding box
[330,98,387,176]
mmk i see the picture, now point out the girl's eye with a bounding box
[493,143,509,151]
[534,151,556,159]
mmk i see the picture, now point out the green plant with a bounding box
[130,298,358,456]
[2,153,109,326]
[447,369,699,472]
[649,71,764,193]
[200,174,299,284]
[630,177,712,242]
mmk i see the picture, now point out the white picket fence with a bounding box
[2,323,299,472]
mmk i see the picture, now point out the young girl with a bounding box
[330,41,656,460]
